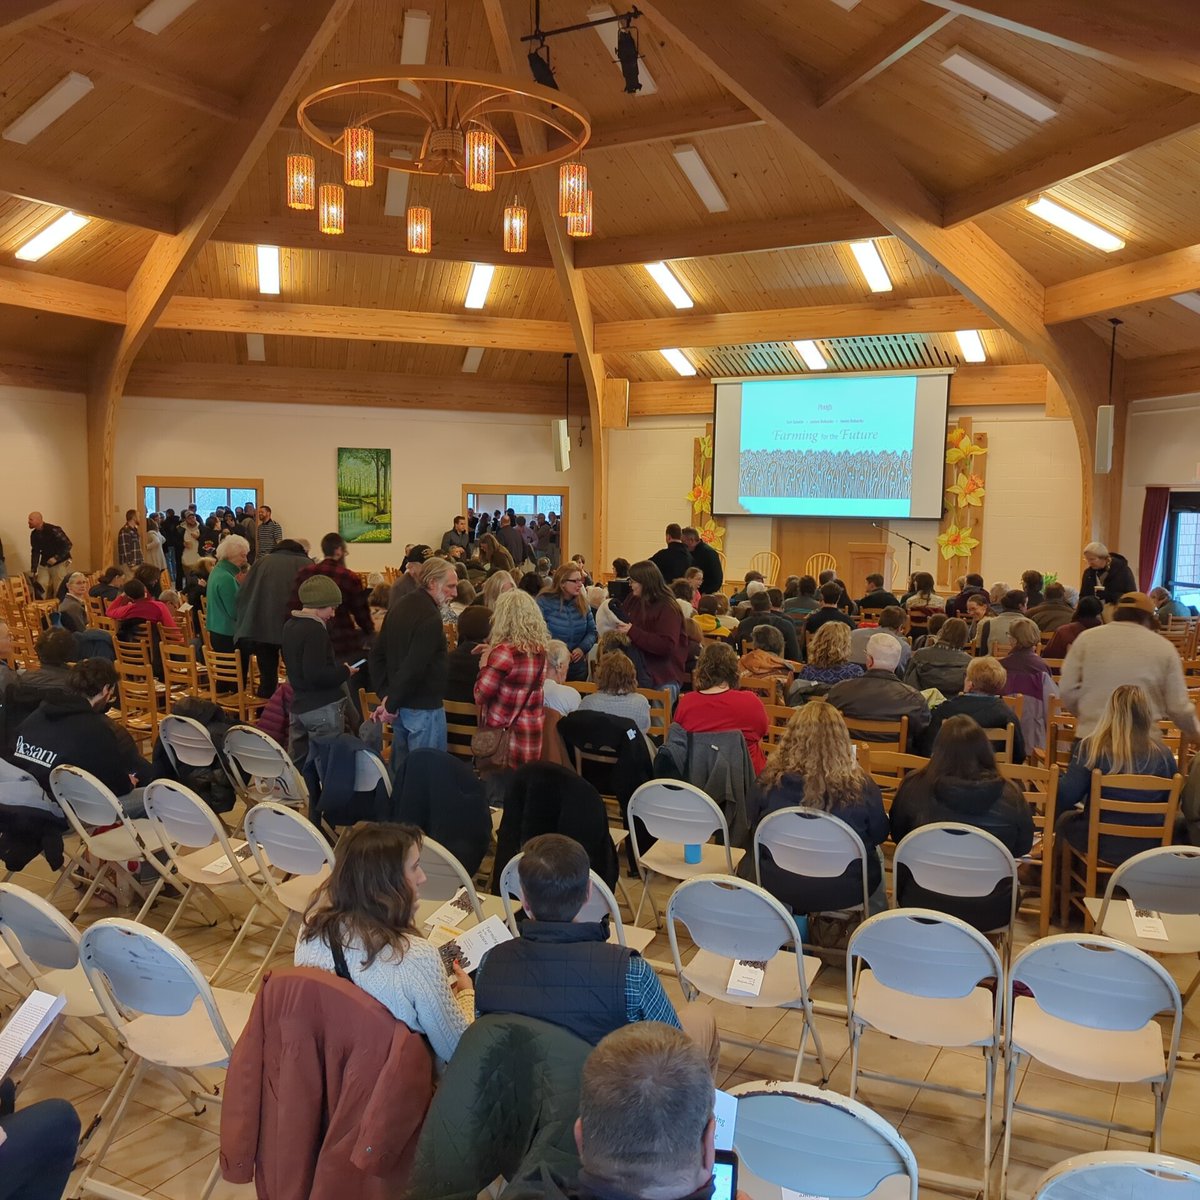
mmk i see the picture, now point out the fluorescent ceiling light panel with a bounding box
[1026,196,1124,252]
[955,329,987,363]
[645,261,694,309]
[464,263,495,309]
[14,211,89,261]
[133,0,200,34]
[246,333,266,362]
[940,46,1058,123]
[383,148,413,217]
[398,10,431,97]
[792,340,829,371]
[586,5,657,94]
[3,72,93,144]
[1173,292,1200,316]
[256,245,280,295]
[661,348,696,377]
[462,347,484,373]
[671,144,728,213]
[849,240,893,293]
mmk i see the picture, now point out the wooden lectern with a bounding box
[847,542,896,590]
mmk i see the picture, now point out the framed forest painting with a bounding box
[337,447,392,543]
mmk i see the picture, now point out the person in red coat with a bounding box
[674,642,769,774]
[613,560,688,695]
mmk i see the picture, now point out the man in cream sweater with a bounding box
[1060,591,1200,738]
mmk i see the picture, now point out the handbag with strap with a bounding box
[471,723,513,773]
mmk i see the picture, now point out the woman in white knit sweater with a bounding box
[294,823,474,1065]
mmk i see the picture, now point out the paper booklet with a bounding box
[428,914,513,975]
[0,989,67,1081]
[727,959,766,997]
[1127,899,1169,940]
[201,840,253,876]
[422,886,476,931]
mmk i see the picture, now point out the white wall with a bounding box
[1120,393,1200,587]
[0,388,92,572]
[109,396,593,573]
[606,406,1083,587]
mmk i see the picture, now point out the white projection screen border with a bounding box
[710,369,952,520]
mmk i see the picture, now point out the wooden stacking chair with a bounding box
[804,552,836,580]
[161,641,204,711]
[444,699,480,760]
[750,550,782,586]
[840,714,908,752]
[206,647,263,723]
[999,761,1060,937]
[637,686,673,743]
[739,673,779,705]
[115,661,162,750]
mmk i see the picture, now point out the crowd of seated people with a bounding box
[6,511,1200,1200]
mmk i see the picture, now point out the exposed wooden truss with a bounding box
[1045,244,1200,324]
[0,0,82,38]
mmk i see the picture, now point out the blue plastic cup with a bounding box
[684,843,702,864]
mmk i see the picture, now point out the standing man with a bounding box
[256,505,283,557]
[497,515,533,565]
[117,509,143,571]
[441,515,471,555]
[27,512,72,599]
[287,533,375,671]
[235,538,310,698]
[238,503,259,562]
[650,524,691,584]
[371,558,458,771]
[680,527,722,595]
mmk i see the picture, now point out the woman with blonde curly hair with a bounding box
[482,569,515,609]
[799,621,864,686]
[474,589,550,769]
[742,700,887,912]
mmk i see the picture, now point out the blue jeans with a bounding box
[390,707,447,774]
[0,1084,80,1200]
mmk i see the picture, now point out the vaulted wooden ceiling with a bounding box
[1,0,1198,406]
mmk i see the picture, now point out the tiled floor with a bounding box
[5,843,1199,1200]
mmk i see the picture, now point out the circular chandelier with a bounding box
[285,66,594,254]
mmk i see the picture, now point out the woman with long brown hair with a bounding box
[294,823,474,1064]
[613,560,688,693]
[536,563,596,681]
[477,532,515,576]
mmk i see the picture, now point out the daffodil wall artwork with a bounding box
[936,420,987,588]
[687,431,727,550]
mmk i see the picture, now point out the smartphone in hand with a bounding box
[711,1150,738,1200]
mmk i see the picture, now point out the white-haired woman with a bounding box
[1081,540,1137,607]
[206,534,250,652]
[59,571,90,633]
[473,590,550,771]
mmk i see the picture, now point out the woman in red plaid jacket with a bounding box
[473,589,550,768]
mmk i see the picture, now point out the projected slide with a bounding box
[712,373,950,519]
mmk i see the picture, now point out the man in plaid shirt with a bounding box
[285,532,373,662]
[117,510,143,569]
[474,834,719,1072]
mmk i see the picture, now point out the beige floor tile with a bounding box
[1016,1069,1117,1124]
[154,1156,256,1200]
[897,1124,990,1195]
[1001,1111,1110,1169]
[104,1110,220,1190]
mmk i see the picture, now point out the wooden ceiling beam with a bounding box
[20,26,242,121]
[944,93,1200,226]
[0,264,125,323]
[574,209,886,269]
[87,0,355,559]
[0,1,82,37]
[125,361,563,413]
[1124,349,1200,403]
[586,99,761,151]
[641,0,1114,542]
[212,218,554,269]
[595,295,999,354]
[819,8,956,107]
[156,295,575,352]
[0,156,177,233]
[1044,244,1200,324]
[0,348,86,391]
[924,0,1200,95]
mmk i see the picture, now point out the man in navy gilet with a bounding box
[474,834,718,1072]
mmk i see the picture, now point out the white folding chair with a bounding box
[753,805,870,920]
[242,801,335,992]
[158,714,235,785]
[1084,846,1200,1007]
[1001,935,1184,1197]
[1033,1150,1200,1199]
[846,908,1003,1200]
[667,874,827,1082]
[627,780,744,928]
[414,836,506,930]
[142,780,283,983]
[223,724,309,809]
[0,883,106,1077]
[46,764,171,923]
[312,747,391,847]
[728,1080,918,1200]
[893,821,1019,961]
[497,852,655,954]
[75,918,254,1200]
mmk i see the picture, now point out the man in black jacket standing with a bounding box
[27,512,72,598]
[371,558,458,772]
[680,527,722,595]
[650,524,691,584]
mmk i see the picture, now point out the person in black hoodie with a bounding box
[648,523,692,585]
[445,604,491,704]
[12,658,155,815]
[890,713,1033,931]
[1081,541,1137,606]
